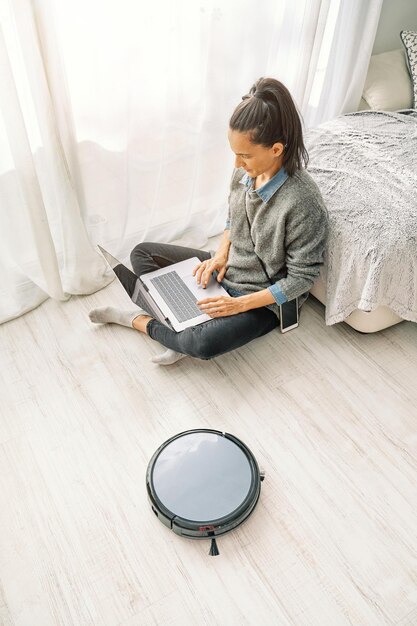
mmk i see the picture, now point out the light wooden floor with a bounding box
[1,274,417,626]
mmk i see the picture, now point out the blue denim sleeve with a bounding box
[268,283,288,305]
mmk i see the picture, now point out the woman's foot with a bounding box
[89,306,147,328]
[151,349,187,365]
[89,308,185,363]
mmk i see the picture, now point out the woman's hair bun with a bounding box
[247,80,275,103]
[230,76,309,176]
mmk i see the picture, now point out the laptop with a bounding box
[97,245,230,332]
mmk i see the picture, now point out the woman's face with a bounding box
[228,129,284,178]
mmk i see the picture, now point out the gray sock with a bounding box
[151,349,187,365]
[89,306,148,328]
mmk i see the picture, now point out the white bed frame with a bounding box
[310,275,403,333]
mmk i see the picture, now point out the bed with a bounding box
[307,40,417,332]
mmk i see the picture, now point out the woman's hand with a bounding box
[197,295,247,318]
[193,254,228,288]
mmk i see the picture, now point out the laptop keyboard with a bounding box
[150,271,203,323]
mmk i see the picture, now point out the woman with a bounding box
[89,77,328,365]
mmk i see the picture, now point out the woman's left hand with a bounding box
[197,295,248,318]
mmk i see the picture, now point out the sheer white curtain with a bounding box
[301,0,384,126]
[0,0,382,324]
[0,0,113,324]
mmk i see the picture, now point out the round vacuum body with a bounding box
[146,429,264,552]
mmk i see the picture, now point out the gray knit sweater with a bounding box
[221,167,328,318]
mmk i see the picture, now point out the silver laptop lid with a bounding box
[97,245,141,300]
[97,245,165,322]
[97,244,122,271]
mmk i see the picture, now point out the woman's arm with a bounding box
[239,288,275,309]
[269,203,328,303]
[197,287,274,318]
[215,228,231,263]
[193,229,231,287]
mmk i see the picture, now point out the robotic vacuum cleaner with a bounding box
[146,429,264,555]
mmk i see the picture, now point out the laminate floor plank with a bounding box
[1,273,417,625]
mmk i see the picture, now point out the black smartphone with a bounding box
[279,298,299,333]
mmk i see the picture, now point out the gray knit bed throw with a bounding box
[306,109,417,325]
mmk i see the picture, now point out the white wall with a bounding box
[372,0,417,54]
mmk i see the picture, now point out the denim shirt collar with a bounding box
[239,166,288,203]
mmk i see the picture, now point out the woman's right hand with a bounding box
[193,254,228,288]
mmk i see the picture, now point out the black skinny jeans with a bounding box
[117,242,279,360]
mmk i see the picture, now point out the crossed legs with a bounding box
[89,242,279,363]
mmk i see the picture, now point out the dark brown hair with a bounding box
[229,77,308,176]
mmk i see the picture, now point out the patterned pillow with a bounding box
[400,30,417,107]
